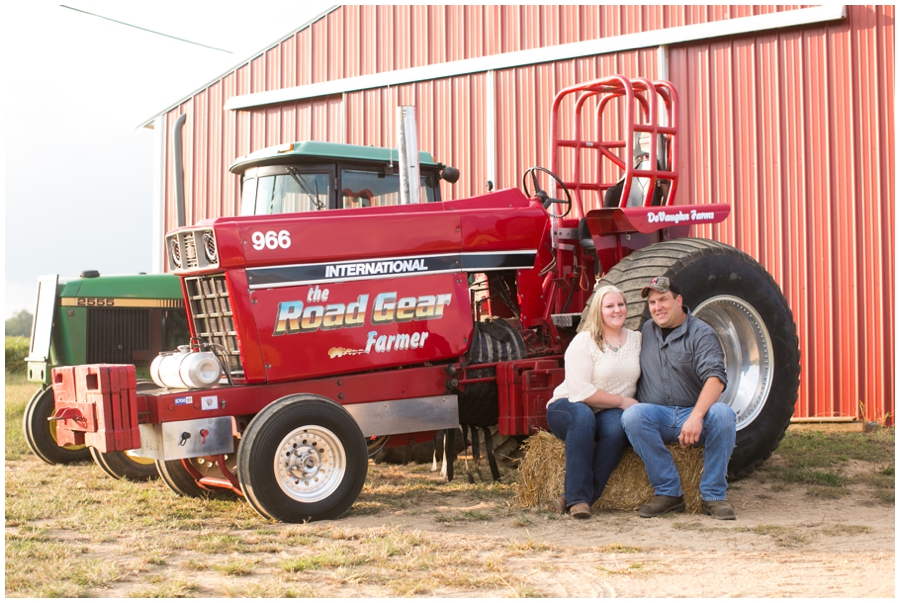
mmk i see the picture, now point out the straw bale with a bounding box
[513,430,706,514]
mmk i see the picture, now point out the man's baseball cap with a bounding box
[640,276,681,298]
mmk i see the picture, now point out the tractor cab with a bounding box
[230,141,459,216]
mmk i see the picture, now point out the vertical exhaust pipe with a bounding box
[396,106,420,204]
[173,113,187,227]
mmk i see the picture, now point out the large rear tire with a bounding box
[237,394,368,523]
[588,238,800,478]
[23,386,92,465]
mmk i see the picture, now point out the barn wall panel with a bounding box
[158,4,892,422]
[670,4,893,421]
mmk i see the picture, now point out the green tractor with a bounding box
[23,271,189,479]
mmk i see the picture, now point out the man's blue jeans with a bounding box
[621,402,736,501]
[546,399,627,508]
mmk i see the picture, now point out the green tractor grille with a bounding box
[184,275,243,378]
[86,308,151,366]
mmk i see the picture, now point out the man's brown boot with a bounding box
[638,495,685,518]
[701,499,736,520]
[569,503,591,519]
[550,496,567,515]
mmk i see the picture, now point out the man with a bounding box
[621,276,737,520]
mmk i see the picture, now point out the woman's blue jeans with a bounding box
[621,402,736,501]
[545,398,627,508]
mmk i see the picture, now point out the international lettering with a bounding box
[324,258,428,279]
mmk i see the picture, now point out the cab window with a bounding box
[240,168,331,216]
[340,169,437,208]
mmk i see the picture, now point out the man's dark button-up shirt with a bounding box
[636,308,728,407]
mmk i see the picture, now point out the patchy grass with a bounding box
[773,429,894,468]
[507,538,553,555]
[819,524,872,537]
[4,374,894,597]
[211,558,259,576]
[672,520,720,533]
[433,509,495,524]
[218,577,317,598]
[760,429,895,502]
[128,573,200,598]
[735,524,810,548]
[600,561,650,575]
[5,371,34,460]
[599,543,644,554]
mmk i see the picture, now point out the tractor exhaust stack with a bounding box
[396,106,420,204]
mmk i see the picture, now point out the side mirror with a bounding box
[440,166,460,184]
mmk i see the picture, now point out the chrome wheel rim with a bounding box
[694,295,773,431]
[274,426,346,503]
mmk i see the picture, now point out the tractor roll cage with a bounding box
[550,75,680,220]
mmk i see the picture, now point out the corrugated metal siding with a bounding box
[681,4,894,421]
[159,4,892,422]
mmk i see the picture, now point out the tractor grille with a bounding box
[86,308,151,366]
[184,274,243,378]
[182,232,199,269]
[167,228,219,272]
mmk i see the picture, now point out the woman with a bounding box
[545,285,641,519]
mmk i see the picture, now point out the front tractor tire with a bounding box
[591,238,801,478]
[237,394,368,523]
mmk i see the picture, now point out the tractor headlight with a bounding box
[169,238,182,269]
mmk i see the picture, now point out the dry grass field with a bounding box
[5,372,895,597]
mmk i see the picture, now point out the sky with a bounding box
[4,0,333,318]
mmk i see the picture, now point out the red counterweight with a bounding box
[51,365,138,453]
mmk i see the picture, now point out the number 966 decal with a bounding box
[251,230,291,251]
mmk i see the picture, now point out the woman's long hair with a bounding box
[577,285,626,352]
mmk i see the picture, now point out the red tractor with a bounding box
[49,76,799,522]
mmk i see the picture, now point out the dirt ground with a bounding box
[321,462,895,598]
[6,445,895,598]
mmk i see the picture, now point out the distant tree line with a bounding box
[6,310,33,338]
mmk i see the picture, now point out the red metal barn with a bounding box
[144,5,893,424]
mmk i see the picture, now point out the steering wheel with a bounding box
[521,167,572,219]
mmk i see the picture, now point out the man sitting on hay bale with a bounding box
[622,276,736,520]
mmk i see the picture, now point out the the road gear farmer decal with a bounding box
[251,272,472,381]
[273,286,452,334]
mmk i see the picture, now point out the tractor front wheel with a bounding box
[23,386,91,465]
[589,238,801,479]
[237,394,368,523]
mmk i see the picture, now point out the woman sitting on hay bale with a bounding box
[544,285,641,519]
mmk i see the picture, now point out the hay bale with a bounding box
[513,430,705,514]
